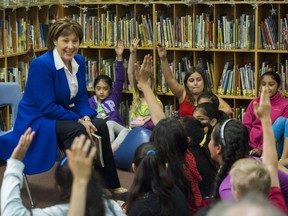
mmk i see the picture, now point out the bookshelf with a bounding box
[0,0,288,129]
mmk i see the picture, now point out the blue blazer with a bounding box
[0,51,97,174]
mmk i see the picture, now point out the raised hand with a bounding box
[134,54,153,88]
[253,86,271,120]
[130,38,140,54]
[66,135,96,183]
[156,43,167,60]
[11,128,35,161]
[115,40,124,57]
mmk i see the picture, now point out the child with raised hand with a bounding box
[135,55,203,214]
[66,135,96,216]
[0,128,70,216]
[229,86,287,213]
[1,128,123,216]
[134,54,165,125]
[128,39,163,129]
[156,44,232,117]
[88,39,129,152]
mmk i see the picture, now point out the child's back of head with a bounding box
[230,158,271,200]
[128,142,174,216]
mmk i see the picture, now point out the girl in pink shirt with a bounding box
[243,71,288,158]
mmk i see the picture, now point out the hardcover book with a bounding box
[91,133,104,168]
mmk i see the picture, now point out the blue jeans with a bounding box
[273,116,288,158]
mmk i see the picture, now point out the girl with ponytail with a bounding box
[126,142,189,216]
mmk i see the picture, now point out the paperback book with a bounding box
[130,116,152,128]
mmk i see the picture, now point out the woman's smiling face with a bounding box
[54,33,80,65]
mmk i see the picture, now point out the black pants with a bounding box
[56,117,121,189]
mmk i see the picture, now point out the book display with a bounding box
[0,0,288,129]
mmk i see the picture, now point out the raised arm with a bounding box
[112,40,126,103]
[156,44,185,100]
[27,36,36,61]
[135,54,165,125]
[115,39,124,62]
[1,128,35,216]
[253,86,279,187]
[66,135,96,216]
[127,38,140,90]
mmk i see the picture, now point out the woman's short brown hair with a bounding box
[46,18,83,50]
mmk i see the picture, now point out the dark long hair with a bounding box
[93,75,113,90]
[184,66,208,105]
[55,157,106,216]
[194,102,229,123]
[127,142,173,216]
[212,120,249,200]
[150,118,190,198]
[260,71,281,87]
[180,117,213,156]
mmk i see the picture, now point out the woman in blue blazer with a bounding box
[1,18,125,194]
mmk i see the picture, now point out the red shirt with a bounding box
[184,151,203,215]
[269,186,288,214]
[179,95,196,118]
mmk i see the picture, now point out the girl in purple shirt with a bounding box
[208,119,288,207]
[88,40,129,152]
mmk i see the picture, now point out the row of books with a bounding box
[259,16,278,50]
[156,61,172,94]
[0,20,2,55]
[4,15,50,54]
[79,12,153,47]
[0,61,29,91]
[43,11,278,50]
[0,0,78,6]
[279,15,288,50]
[279,60,288,96]
[233,106,246,121]
[217,15,255,49]
[2,0,164,6]
[194,13,213,49]
[218,61,256,97]
[0,12,287,52]
[260,60,288,97]
[85,57,129,90]
[16,18,28,52]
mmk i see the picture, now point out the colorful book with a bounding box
[130,116,152,128]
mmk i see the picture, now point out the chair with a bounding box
[0,82,35,207]
[0,82,22,135]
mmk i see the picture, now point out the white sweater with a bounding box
[1,158,124,216]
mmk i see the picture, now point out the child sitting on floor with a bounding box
[88,40,129,152]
